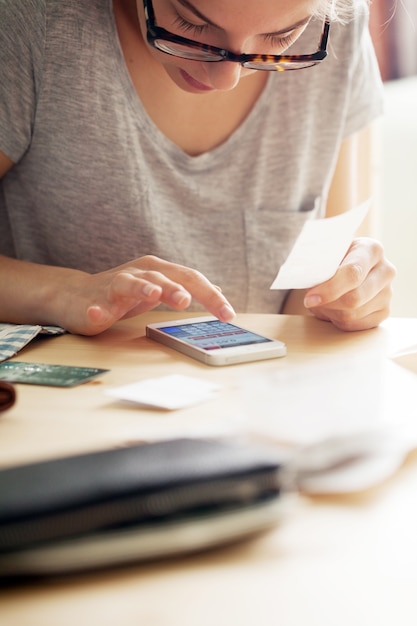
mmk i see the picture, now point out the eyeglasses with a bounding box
[143,0,330,71]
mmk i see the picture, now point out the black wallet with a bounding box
[0,438,285,577]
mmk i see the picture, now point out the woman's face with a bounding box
[135,0,325,93]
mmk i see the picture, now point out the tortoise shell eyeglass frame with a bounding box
[143,0,331,71]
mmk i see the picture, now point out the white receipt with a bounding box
[270,200,370,290]
[105,374,221,410]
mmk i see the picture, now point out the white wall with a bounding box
[380,76,417,317]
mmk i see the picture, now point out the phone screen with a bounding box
[156,320,272,351]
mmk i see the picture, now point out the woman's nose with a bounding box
[205,61,243,91]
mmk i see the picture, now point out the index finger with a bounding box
[141,256,236,322]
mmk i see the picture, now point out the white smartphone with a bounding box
[146,316,286,366]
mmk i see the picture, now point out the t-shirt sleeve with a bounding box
[0,0,45,162]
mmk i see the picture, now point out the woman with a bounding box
[0,0,396,335]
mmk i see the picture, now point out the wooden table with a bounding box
[1,313,417,625]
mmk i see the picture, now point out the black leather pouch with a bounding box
[0,438,285,577]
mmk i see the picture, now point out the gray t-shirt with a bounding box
[0,0,383,313]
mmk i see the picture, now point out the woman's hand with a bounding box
[56,255,235,335]
[303,238,397,331]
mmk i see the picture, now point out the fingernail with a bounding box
[219,304,236,321]
[142,284,160,297]
[172,290,191,306]
[304,295,322,308]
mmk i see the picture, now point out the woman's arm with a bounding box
[0,152,235,335]
[324,122,381,235]
[0,253,236,335]
[0,151,13,178]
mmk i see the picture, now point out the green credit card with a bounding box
[0,361,109,387]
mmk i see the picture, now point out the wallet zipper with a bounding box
[0,470,281,552]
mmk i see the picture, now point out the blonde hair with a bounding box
[313,0,370,22]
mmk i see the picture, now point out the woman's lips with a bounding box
[180,69,214,91]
